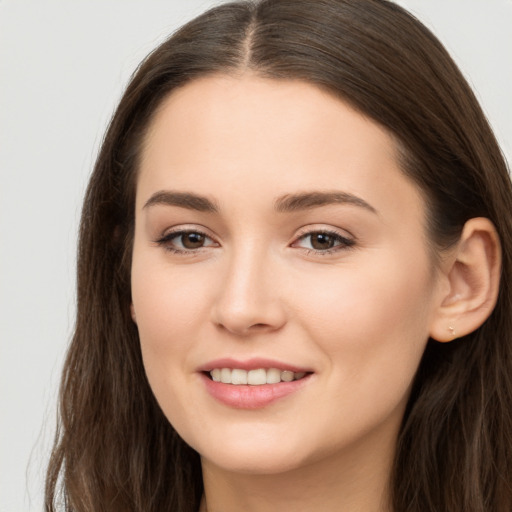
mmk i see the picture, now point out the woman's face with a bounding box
[131,75,446,475]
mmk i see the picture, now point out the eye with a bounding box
[155,229,218,253]
[293,230,355,253]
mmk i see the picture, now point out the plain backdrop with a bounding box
[0,1,510,510]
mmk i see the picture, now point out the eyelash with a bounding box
[154,228,355,256]
[154,229,217,255]
[293,229,356,255]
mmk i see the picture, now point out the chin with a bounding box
[187,428,314,476]
[200,447,310,476]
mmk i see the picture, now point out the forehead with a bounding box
[142,74,395,170]
[137,74,425,222]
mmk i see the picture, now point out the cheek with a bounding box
[295,252,435,382]
[132,255,208,344]
[130,255,210,403]
[136,286,204,343]
[285,257,435,448]
[131,265,217,440]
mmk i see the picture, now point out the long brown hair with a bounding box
[46,1,512,510]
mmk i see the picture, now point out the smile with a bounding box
[199,358,313,408]
[209,368,307,385]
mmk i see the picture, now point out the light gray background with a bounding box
[1,1,510,510]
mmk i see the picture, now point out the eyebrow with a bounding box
[274,191,378,214]
[143,190,377,215]
[143,191,219,213]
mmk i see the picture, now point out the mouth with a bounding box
[199,360,313,409]
[206,367,309,385]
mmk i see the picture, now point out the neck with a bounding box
[200,426,397,512]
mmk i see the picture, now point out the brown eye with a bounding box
[293,230,355,253]
[310,233,337,250]
[181,232,205,249]
[156,229,217,253]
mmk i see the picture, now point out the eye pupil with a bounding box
[311,233,335,250]
[182,232,205,249]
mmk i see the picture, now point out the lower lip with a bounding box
[200,373,311,409]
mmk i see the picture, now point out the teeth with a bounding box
[208,368,308,385]
[266,368,281,384]
[220,368,231,384]
[231,368,248,385]
[281,370,294,382]
[247,368,267,385]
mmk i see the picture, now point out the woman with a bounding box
[45,0,512,511]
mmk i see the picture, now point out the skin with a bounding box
[131,75,450,512]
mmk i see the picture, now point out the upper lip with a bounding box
[197,357,312,373]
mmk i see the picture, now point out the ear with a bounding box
[429,217,501,342]
[130,303,137,324]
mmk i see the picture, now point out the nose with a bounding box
[211,245,287,336]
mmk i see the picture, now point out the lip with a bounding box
[199,373,312,409]
[197,358,313,409]
[197,357,312,373]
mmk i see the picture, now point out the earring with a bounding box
[448,325,456,339]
